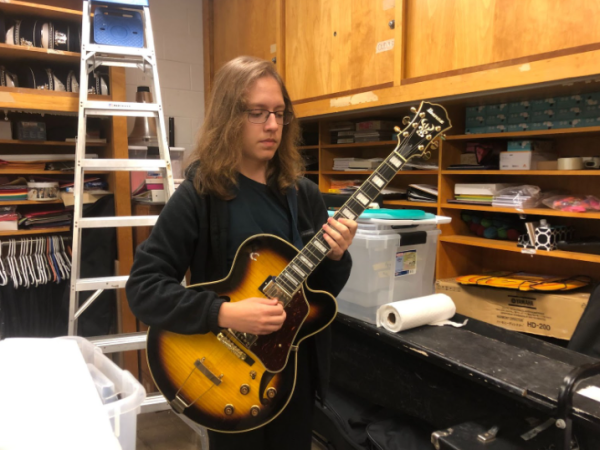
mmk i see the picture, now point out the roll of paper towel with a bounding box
[376,293,458,333]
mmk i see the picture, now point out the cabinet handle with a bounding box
[389,20,395,29]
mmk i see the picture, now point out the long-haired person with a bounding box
[126,56,357,450]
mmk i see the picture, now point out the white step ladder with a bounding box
[68,1,173,413]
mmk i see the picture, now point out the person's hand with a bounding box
[218,297,286,335]
[322,217,358,261]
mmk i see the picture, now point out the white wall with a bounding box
[125,0,204,155]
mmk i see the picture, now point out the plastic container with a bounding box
[336,216,450,324]
[59,336,146,450]
[169,147,185,180]
[27,181,59,201]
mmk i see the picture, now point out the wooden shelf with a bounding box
[0,226,70,237]
[446,126,600,141]
[0,87,108,114]
[0,1,82,21]
[0,43,80,64]
[299,145,319,150]
[0,139,105,146]
[322,140,397,149]
[442,170,599,176]
[440,203,600,219]
[439,235,600,264]
[0,170,107,174]
[0,200,63,206]
[383,200,438,208]
[322,170,438,175]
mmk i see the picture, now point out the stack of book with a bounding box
[333,158,383,170]
[19,208,73,229]
[0,206,18,231]
[354,120,397,142]
[330,121,355,144]
[450,183,516,205]
[0,184,27,201]
[328,179,363,194]
[407,184,438,203]
[132,177,166,203]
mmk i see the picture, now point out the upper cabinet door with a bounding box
[211,0,279,76]
[285,0,396,103]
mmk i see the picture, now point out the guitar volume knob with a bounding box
[240,384,250,395]
[266,388,277,399]
[224,404,234,415]
[250,405,260,417]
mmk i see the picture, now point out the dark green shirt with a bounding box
[226,174,293,268]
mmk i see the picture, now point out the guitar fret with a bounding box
[302,245,321,265]
[377,162,397,181]
[388,155,402,168]
[312,238,328,255]
[339,207,356,221]
[299,254,315,269]
[276,276,294,293]
[355,191,370,206]
[361,181,380,199]
[283,271,300,287]
[290,263,307,278]
[371,175,385,188]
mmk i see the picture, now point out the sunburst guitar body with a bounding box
[146,234,337,433]
[145,101,452,434]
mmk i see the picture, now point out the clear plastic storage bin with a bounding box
[60,336,146,450]
[336,216,450,324]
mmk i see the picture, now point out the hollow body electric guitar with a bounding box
[146,101,452,433]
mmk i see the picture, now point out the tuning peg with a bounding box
[412,123,418,128]
[394,126,401,132]
[419,112,426,118]
[422,151,432,160]
[435,126,441,132]
[402,116,411,125]
[441,134,447,140]
[426,135,432,140]
[418,145,425,151]
[410,107,417,113]
[402,131,409,137]
[429,141,439,150]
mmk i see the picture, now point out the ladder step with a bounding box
[83,100,160,117]
[77,215,158,228]
[88,331,147,353]
[88,54,149,69]
[76,275,129,291]
[140,392,171,414]
[85,43,153,58]
[80,159,168,171]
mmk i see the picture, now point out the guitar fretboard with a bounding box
[274,144,412,297]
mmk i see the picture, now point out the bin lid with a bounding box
[328,208,430,220]
[359,215,451,226]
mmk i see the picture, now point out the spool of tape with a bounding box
[582,156,600,169]
[558,157,583,170]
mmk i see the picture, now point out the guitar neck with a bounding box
[274,147,409,297]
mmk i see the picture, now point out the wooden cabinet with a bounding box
[204,0,280,92]
[285,0,396,102]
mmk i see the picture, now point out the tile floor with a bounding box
[136,410,327,450]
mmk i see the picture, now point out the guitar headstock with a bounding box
[394,101,452,161]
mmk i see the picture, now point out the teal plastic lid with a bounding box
[327,208,433,220]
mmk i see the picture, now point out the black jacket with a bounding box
[126,175,352,399]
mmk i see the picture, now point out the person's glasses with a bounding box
[246,109,294,125]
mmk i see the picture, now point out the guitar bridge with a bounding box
[218,332,251,363]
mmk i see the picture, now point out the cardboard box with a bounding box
[435,278,590,340]
[500,151,555,170]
